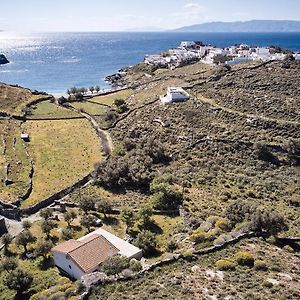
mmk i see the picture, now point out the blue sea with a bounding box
[0,32,300,94]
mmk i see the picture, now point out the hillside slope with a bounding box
[173,20,300,32]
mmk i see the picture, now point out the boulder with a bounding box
[0,54,9,65]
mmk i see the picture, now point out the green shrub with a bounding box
[215,218,230,231]
[134,230,157,257]
[254,259,268,271]
[234,251,254,267]
[99,256,130,276]
[263,280,273,288]
[216,259,235,271]
[283,245,294,253]
[129,259,142,272]
[190,230,207,243]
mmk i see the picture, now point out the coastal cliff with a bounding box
[0,54,9,65]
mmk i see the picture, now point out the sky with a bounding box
[1,0,300,32]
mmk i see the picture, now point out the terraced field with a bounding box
[91,89,134,106]
[0,83,47,116]
[21,119,102,207]
[28,100,81,119]
[0,119,31,202]
[70,101,108,116]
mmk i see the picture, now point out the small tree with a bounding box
[137,205,153,228]
[114,98,129,114]
[5,269,33,296]
[40,208,53,220]
[150,176,183,210]
[99,256,130,276]
[63,210,77,228]
[70,87,77,94]
[2,233,13,254]
[79,198,96,214]
[89,86,95,94]
[41,220,57,239]
[15,230,36,253]
[96,199,112,219]
[80,215,97,233]
[114,98,126,107]
[35,240,53,260]
[254,143,277,164]
[250,209,288,238]
[121,208,136,233]
[284,139,300,166]
[0,257,18,273]
[95,85,101,93]
[75,92,84,101]
[61,228,74,240]
[134,230,157,257]
[22,220,32,230]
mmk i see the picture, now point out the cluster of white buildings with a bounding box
[144,41,300,68]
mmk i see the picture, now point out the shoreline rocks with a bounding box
[0,54,9,65]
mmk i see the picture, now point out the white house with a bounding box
[227,57,254,65]
[160,87,190,105]
[294,53,300,60]
[52,228,142,280]
[144,54,167,67]
[180,41,196,49]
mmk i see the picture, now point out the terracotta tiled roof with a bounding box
[52,234,120,273]
[69,235,119,272]
[52,240,82,254]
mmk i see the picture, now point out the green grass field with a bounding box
[21,119,102,207]
[91,89,134,106]
[70,101,108,115]
[28,101,81,119]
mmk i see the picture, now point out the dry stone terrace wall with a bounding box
[81,230,257,300]
[21,172,93,216]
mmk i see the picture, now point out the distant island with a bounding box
[0,54,9,65]
[173,20,300,32]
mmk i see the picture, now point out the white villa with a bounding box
[160,87,190,105]
[52,228,142,280]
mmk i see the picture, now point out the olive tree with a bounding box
[2,233,13,254]
[35,240,53,260]
[63,210,77,227]
[134,230,157,257]
[5,269,33,296]
[15,230,36,253]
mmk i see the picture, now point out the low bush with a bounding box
[216,259,236,271]
[254,259,268,271]
[234,251,254,267]
[129,259,142,272]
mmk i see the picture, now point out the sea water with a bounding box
[0,32,300,94]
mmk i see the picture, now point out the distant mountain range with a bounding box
[173,20,300,32]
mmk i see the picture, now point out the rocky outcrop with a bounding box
[0,54,9,65]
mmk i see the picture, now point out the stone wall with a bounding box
[21,173,93,215]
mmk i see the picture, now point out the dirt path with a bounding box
[194,92,300,127]
[81,111,113,156]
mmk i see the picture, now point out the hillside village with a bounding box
[144,40,300,68]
